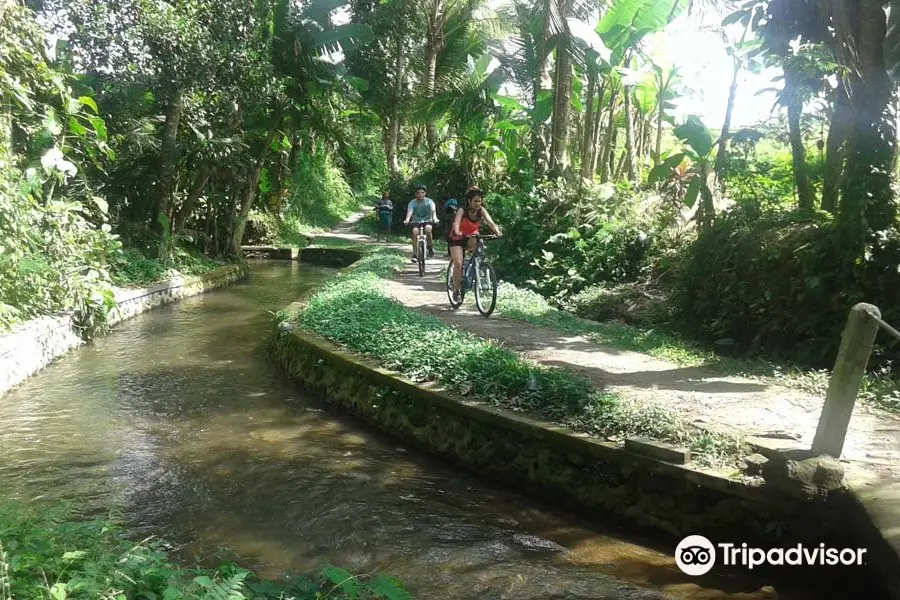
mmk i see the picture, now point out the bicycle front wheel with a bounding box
[446,262,463,308]
[417,239,426,276]
[474,260,497,317]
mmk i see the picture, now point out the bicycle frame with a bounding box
[409,221,435,276]
[458,234,497,291]
[461,238,486,289]
[447,233,499,316]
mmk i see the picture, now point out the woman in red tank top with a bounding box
[449,186,502,301]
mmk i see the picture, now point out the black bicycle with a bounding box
[446,234,499,317]
[408,221,436,277]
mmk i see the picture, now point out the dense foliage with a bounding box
[0,501,409,599]
[1,0,385,334]
[11,0,900,388]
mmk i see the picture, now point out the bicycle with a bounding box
[446,234,499,317]
[408,221,436,277]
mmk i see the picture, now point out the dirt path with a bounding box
[315,214,900,554]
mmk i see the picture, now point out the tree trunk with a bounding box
[228,106,286,256]
[0,96,11,169]
[655,94,664,168]
[641,116,652,172]
[531,0,554,175]
[785,69,814,211]
[600,88,619,182]
[424,0,444,150]
[714,55,741,180]
[839,0,896,236]
[548,0,574,175]
[589,101,604,176]
[697,160,716,230]
[614,147,627,180]
[623,84,637,183]
[587,80,607,176]
[156,86,183,241]
[823,83,850,213]
[173,166,210,234]
[385,117,401,178]
[155,86,184,262]
[385,32,405,177]
[580,70,598,179]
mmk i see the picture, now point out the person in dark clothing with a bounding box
[374,190,393,242]
[442,197,459,255]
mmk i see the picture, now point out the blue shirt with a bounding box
[408,198,435,223]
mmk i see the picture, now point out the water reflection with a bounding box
[0,261,850,599]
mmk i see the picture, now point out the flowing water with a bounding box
[0,261,863,599]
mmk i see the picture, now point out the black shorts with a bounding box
[448,238,469,248]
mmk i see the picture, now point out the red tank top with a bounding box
[452,209,482,240]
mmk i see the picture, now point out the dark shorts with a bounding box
[448,238,469,248]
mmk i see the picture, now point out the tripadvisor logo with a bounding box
[675,535,867,576]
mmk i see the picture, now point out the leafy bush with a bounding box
[243,208,282,245]
[110,247,225,286]
[338,118,388,197]
[287,150,361,228]
[0,3,121,336]
[484,190,546,285]
[489,180,686,301]
[722,147,824,213]
[670,207,880,367]
[0,501,409,599]
[568,282,670,326]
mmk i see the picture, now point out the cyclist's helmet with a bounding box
[414,183,427,192]
[465,185,484,200]
[444,197,459,213]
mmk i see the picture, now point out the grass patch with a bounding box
[496,283,900,414]
[111,247,227,288]
[293,260,744,466]
[0,500,408,600]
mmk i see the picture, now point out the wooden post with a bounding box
[812,303,881,458]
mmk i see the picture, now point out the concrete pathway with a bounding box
[313,213,900,570]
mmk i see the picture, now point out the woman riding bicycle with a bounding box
[449,185,502,303]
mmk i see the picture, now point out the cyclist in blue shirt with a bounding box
[403,183,438,261]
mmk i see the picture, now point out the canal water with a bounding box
[0,261,850,599]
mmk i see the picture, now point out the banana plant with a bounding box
[648,115,715,225]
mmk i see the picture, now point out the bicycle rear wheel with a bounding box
[417,238,425,276]
[446,262,463,308]
[474,259,497,317]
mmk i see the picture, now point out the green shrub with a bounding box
[244,209,281,245]
[288,150,361,228]
[0,501,408,599]
[568,282,670,326]
[670,207,876,367]
[489,181,685,301]
[110,246,224,287]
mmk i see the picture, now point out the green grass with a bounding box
[111,247,227,287]
[0,500,409,600]
[292,257,744,466]
[495,283,900,414]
